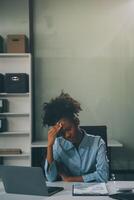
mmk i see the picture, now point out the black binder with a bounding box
[4,73,29,93]
[0,73,4,92]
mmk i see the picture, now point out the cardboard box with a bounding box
[6,34,28,53]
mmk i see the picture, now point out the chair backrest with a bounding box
[80,125,107,147]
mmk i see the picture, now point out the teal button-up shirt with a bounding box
[45,130,109,182]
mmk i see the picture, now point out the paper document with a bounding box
[72,182,109,196]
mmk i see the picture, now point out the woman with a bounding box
[42,92,109,182]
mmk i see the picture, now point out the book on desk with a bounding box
[72,182,134,199]
[72,182,109,196]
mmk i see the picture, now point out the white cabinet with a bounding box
[0,53,32,166]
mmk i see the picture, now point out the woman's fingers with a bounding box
[47,122,63,146]
[48,122,62,136]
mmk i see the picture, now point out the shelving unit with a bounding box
[0,113,29,116]
[0,53,32,166]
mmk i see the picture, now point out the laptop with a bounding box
[0,165,64,196]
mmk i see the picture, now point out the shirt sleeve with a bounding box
[44,144,61,182]
[82,138,109,183]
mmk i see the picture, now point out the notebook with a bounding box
[72,182,109,196]
[0,165,64,196]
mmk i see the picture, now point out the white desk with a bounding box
[32,139,123,148]
[0,181,134,200]
[108,139,123,148]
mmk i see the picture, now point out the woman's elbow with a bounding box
[46,174,57,182]
[97,170,109,183]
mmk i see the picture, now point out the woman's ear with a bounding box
[74,117,80,126]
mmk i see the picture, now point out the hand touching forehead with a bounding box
[59,118,73,129]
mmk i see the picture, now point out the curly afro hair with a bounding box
[42,92,82,126]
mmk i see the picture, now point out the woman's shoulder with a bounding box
[82,129,101,140]
[82,131,105,147]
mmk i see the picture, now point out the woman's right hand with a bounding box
[47,122,62,147]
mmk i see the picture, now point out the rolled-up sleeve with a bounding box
[44,143,61,182]
[45,160,58,182]
[82,139,109,183]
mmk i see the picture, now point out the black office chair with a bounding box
[80,126,107,147]
[80,125,111,177]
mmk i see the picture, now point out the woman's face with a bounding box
[59,118,79,143]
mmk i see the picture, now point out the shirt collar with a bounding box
[60,138,74,150]
[60,129,88,151]
[79,129,89,148]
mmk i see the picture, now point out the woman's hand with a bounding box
[47,122,62,147]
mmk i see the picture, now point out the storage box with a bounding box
[6,34,28,53]
[4,73,29,93]
[0,99,9,113]
[0,73,4,92]
[0,118,7,132]
[0,35,4,53]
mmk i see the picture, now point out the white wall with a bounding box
[34,0,134,169]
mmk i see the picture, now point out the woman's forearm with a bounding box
[46,145,54,164]
[60,175,84,182]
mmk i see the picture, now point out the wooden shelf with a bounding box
[31,139,123,148]
[0,131,30,136]
[0,113,30,116]
[0,93,29,97]
[108,139,123,147]
[0,152,30,157]
[0,53,31,57]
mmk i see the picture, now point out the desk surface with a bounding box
[108,139,123,147]
[32,139,123,148]
[0,181,134,200]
